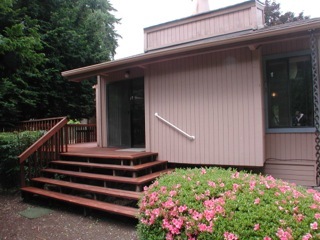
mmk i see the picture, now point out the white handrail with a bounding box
[155,113,195,141]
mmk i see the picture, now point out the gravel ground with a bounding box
[0,191,138,240]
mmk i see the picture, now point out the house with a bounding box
[62,0,320,187]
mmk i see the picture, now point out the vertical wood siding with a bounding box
[264,133,316,186]
[144,1,264,52]
[262,38,310,56]
[265,133,315,161]
[145,47,265,166]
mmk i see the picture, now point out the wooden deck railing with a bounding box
[66,124,97,144]
[19,117,68,187]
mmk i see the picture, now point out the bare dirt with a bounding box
[0,191,138,240]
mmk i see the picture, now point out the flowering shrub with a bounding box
[137,168,320,240]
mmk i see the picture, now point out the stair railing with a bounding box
[19,117,68,188]
[155,113,195,141]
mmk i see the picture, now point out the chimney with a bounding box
[194,0,210,14]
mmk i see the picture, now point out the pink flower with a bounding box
[166,232,174,240]
[208,181,216,188]
[313,193,320,202]
[162,198,175,209]
[254,223,260,231]
[223,232,238,240]
[152,208,160,217]
[302,233,312,240]
[279,185,291,194]
[254,198,260,205]
[231,172,240,179]
[294,213,304,222]
[310,204,318,210]
[310,221,318,230]
[315,213,320,219]
[263,237,272,240]
[198,222,213,233]
[220,183,225,188]
[249,181,256,190]
[201,168,207,174]
[172,218,183,229]
[233,184,240,191]
[276,228,293,240]
[204,209,215,221]
[169,190,177,197]
[192,211,203,221]
[160,186,167,193]
[178,205,188,213]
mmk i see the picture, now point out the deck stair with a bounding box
[21,149,170,218]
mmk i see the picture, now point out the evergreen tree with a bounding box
[0,0,45,126]
[0,0,119,127]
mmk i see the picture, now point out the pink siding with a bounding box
[145,47,265,166]
[262,38,310,55]
[264,159,316,186]
[265,133,315,161]
[264,133,316,186]
[144,1,264,51]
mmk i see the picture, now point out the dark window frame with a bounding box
[264,51,315,133]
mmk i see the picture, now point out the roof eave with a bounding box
[61,19,320,81]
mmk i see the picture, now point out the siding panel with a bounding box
[144,2,263,51]
[146,47,264,166]
[264,133,316,186]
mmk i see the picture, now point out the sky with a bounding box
[109,0,320,59]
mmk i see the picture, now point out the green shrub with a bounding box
[138,168,320,240]
[0,131,44,189]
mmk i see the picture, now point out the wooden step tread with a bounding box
[60,151,158,160]
[32,177,142,200]
[21,187,138,218]
[51,160,167,171]
[42,168,172,185]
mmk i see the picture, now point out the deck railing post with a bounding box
[20,163,26,188]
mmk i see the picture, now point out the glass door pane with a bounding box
[107,81,131,147]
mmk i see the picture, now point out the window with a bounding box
[266,55,314,129]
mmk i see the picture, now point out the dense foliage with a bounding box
[264,0,309,26]
[0,131,44,189]
[138,168,320,240]
[0,0,119,127]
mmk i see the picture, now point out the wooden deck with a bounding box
[64,142,158,160]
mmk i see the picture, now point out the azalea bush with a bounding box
[138,168,320,240]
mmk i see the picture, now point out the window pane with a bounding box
[290,56,313,127]
[267,60,289,127]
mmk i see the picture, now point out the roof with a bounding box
[62,18,320,82]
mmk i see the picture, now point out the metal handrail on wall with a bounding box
[155,113,195,141]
